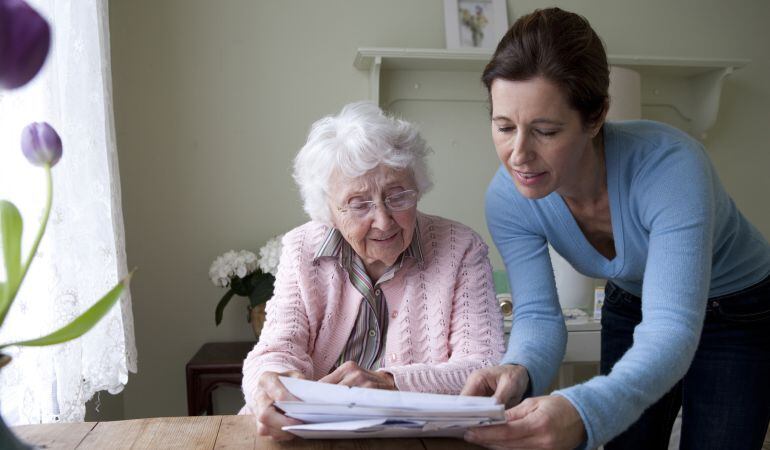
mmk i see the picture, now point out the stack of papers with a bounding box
[276,376,505,439]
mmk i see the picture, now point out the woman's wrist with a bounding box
[503,363,532,402]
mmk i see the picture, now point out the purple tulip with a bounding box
[21,122,62,167]
[0,0,51,89]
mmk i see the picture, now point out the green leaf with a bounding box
[0,273,133,349]
[0,200,23,326]
[215,289,236,326]
[248,273,274,308]
[230,276,251,297]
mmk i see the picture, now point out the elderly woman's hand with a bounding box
[464,395,586,450]
[461,364,530,408]
[318,361,397,390]
[254,370,305,441]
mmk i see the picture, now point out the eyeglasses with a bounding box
[337,189,418,217]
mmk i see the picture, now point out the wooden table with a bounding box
[186,342,255,415]
[12,415,483,449]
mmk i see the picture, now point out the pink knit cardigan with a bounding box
[240,213,504,414]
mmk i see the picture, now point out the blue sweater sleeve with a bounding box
[486,167,567,396]
[554,142,715,449]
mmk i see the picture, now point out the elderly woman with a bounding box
[240,101,505,440]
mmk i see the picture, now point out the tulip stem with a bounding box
[16,164,52,293]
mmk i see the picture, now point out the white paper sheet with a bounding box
[276,401,503,419]
[283,417,503,439]
[277,376,505,439]
[284,426,466,439]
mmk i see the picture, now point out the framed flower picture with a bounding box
[443,0,509,49]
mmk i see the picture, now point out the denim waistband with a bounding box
[604,281,641,304]
[606,272,770,311]
[705,272,770,310]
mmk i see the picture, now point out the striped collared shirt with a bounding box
[313,224,423,371]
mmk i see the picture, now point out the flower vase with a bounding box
[248,303,267,339]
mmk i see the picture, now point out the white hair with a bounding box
[293,101,433,225]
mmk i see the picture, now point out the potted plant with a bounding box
[209,235,282,338]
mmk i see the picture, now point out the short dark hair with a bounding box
[482,7,609,127]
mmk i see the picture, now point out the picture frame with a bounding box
[443,0,509,50]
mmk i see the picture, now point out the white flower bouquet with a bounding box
[209,235,282,326]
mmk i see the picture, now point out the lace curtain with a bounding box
[0,0,136,424]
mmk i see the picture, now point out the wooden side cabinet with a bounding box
[185,341,255,416]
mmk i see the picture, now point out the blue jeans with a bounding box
[601,276,770,450]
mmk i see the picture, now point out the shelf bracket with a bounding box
[689,67,733,139]
[368,56,381,104]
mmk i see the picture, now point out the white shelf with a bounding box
[354,47,749,138]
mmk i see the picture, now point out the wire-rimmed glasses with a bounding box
[336,189,418,218]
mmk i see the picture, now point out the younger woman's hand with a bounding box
[461,364,531,408]
[464,395,586,450]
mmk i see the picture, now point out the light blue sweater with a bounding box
[486,120,770,449]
